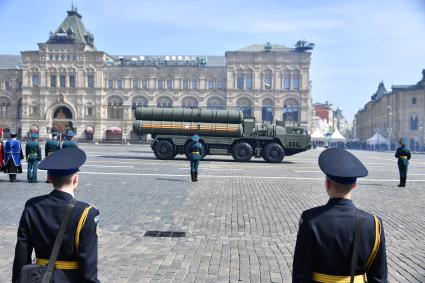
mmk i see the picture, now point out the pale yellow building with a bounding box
[0,7,313,142]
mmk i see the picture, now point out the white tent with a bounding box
[311,127,326,141]
[330,127,346,142]
[366,132,389,145]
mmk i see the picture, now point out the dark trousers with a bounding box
[190,160,200,173]
[398,163,408,178]
[27,160,39,183]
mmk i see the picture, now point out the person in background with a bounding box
[0,131,4,173]
[395,138,411,187]
[25,133,42,183]
[3,131,24,182]
[62,131,78,148]
[189,134,203,182]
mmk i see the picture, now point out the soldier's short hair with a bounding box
[327,177,354,194]
[50,173,75,188]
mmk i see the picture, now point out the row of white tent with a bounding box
[311,127,346,142]
[311,127,390,145]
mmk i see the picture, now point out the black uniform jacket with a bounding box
[292,198,387,283]
[12,190,100,283]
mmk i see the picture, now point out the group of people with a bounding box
[0,130,78,183]
[8,135,413,282]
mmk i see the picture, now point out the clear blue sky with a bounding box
[1,0,424,121]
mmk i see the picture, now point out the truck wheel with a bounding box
[262,143,284,163]
[232,142,253,162]
[154,140,174,160]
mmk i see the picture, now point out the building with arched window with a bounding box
[0,7,313,141]
[354,71,425,150]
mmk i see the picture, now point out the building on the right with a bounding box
[354,69,425,150]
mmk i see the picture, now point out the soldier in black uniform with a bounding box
[292,148,387,283]
[395,138,411,187]
[13,147,100,283]
[189,134,203,182]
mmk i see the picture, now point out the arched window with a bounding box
[262,98,273,123]
[283,99,299,122]
[207,97,225,110]
[181,97,199,109]
[263,70,273,89]
[107,96,124,119]
[0,98,11,118]
[157,97,173,108]
[132,96,148,110]
[236,98,252,117]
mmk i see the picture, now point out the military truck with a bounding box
[133,108,311,162]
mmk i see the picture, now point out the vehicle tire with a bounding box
[153,140,175,160]
[262,143,284,163]
[232,142,253,162]
[185,141,206,160]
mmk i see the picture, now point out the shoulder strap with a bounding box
[41,199,77,283]
[365,215,382,270]
[75,205,93,254]
[350,209,364,283]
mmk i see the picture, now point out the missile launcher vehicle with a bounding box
[133,108,311,162]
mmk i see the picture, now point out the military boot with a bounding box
[191,172,195,182]
[194,172,198,182]
[397,177,403,187]
[402,177,407,187]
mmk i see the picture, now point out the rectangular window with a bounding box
[87,107,93,116]
[167,79,173,90]
[410,116,419,131]
[412,97,417,104]
[183,79,189,90]
[142,79,148,89]
[60,75,66,87]
[264,75,272,89]
[217,80,224,89]
[158,79,164,90]
[117,79,122,89]
[5,81,10,90]
[87,75,94,88]
[192,79,198,90]
[108,79,113,89]
[237,77,244,89]
[32,75,39,87]
[246,77,253,90]
[293,76,300,90]
[283,77,290,90]
[133,79,139,89]
[50,75,56,87]
[208,80,214,89]
[69,75,76,88]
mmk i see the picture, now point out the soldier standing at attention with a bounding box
[25,133,42,183]
[12,147,100,283]
[3,131,24,182]
[292,148,387,283]
[189,134,203,182]
[395,138,411,187]
[45,131,61,157]
[62,131,78,148]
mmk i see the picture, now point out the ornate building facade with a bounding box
[0,7,313,141]
[354,70,425,149]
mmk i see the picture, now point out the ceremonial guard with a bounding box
[3,131,24,182]
[25,133,42,183]
[45,131,61,157]
[395,138,411,187]
[0,131,4,172]
[189,134,203,182]
[62,131,78,148]
[12,147,100,283]
[292,148,387,283]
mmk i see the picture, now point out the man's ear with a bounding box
[73,173,79,187]
[351,183,357,190]
[325,178,331,190]
[47,176,53,183]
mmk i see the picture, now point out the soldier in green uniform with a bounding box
[45,131,61,157]
[395,138,411,187]
[25,133,42,183]
[189,134,203,182]
[62,131,78,149]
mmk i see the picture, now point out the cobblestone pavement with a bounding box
[1,144,424,282]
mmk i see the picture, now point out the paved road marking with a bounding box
[83,165,135,168]
[76,171,425,182]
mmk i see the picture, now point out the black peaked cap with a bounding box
[39,147,86,170]
[318,148,368,178]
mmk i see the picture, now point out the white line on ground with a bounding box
[76,171,425,182]
[82,165,135,168]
